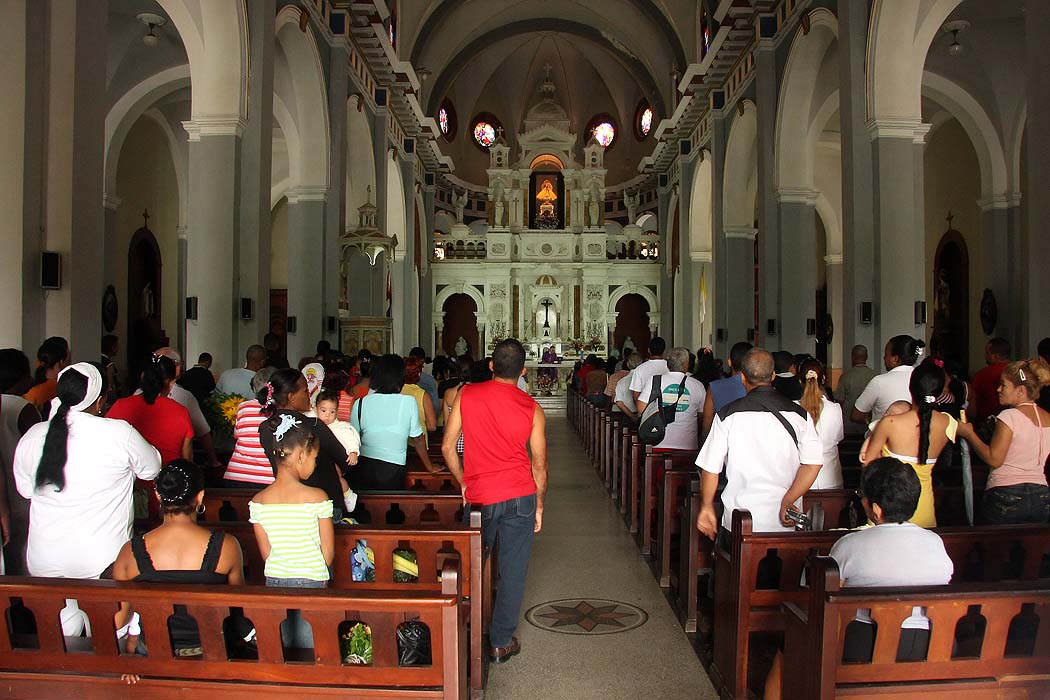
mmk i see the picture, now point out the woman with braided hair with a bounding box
[862,362,957,527]
[958,358,1050,524]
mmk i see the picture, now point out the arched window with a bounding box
[471,112,502,150]
[438,98,457,142]
[586,114,617,149]
[635,100,654,139]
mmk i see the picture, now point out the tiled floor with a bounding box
[483,416,716,699]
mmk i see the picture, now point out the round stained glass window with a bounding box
[593,121,615,148]
[640,108,653,137]
[474,121,496,147]
[439,108,449,136]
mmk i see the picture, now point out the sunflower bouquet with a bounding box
[203,392,248,442]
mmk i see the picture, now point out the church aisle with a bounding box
[484,416,715,699]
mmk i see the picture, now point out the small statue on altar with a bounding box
[491,179,505,227]
[624,189,639,223]
[535,178,560,229]
[588,180,602,227]
[622,336,636,355]
[454,335,469,357]
[453,189,468,223]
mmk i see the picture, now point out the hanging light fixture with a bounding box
[137,13,167,48]
[942,20,970,57]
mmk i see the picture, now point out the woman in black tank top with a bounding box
[112,461,244,658]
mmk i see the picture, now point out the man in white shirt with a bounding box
[216,344,266,398]
[629,336,669,401]
[851,336,920,424]
[636,347,706,452]
[695,348,822,536]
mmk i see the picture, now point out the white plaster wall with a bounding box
[0,1,26,347]
[270,198,289,289]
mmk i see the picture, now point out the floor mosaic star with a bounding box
[524,598,648,635]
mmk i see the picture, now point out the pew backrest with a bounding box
[202,489,466,526]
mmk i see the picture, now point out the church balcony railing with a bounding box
[431,230,660,262]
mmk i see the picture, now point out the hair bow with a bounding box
[924,395,937,404]
[805,369,818,381]
[274,414,301,442]
[264,382,276,407]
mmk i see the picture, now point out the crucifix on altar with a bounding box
[541,298,554,330]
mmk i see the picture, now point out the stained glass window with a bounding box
[474,121,496,147]
[439,108,449,136]
[640,108,653,137]
[592,122,615,148]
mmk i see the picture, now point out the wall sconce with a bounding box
[766,319,777,336]
[806,318,817,336]
[914,301,927,325]
[860,301,873,325]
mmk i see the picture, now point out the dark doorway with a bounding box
[127,227,167,385]
[269,289,288,362]
[442,294,479,358]
[614,294,651,356]
[932,229,970,374]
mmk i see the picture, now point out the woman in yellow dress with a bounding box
[861,363,957,527]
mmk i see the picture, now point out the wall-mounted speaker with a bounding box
[326,316,337,333]
[40,252,61,289]
[185,296,198,321]
[860,301,873,325]
[806,318,817,336]
[287,316,298,334]
[240,297,254,321]
[766,318,777,336]
[716,328,727,342]
[914,301,927,326]
[747,328,756,343]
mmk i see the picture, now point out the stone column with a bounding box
[754,22,780,350]
[285,189,327,363]
[102,195,122,291]
[838,0,877,359]
[399,155,418,349]
[177,226,187,355]
[869,121,929,347]
[183,123,243,371]
[777,189,818,353]
[1024,2,1050,349]
[237,0,275,350]
[418,183,436,347]
[979,197,1022,351]
[324,46,348,348]
[40,0,108,358]
[825,255,844,371]
[672,162,695,345]
[709,100,729,358]
[724,226,757,348]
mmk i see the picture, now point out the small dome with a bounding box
[536,275,558,286]
[526,99,568,124]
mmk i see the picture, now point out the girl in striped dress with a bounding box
[249,413,335,648]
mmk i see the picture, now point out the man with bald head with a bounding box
[837,344,877,435]
[695,347,823,539]
[216,345,267,398]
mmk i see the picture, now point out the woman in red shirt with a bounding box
[108,355,193,518]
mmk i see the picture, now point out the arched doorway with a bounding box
[442,294,479,358]
[127,226,167,384]
[614,294,651,356]
[932,229,970,373]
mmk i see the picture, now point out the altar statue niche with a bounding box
[530,171,564,229]
[931,226,970,374]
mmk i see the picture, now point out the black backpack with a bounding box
[638,375,687,445]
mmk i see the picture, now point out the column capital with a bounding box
[866,117,931,144]
[690,251,713,262]
[286,186,329,203]
[724,225,758,240]
[978,192,1023,211]
[824,254,844,265]
[102,193,122,211]
[182,114,247,141]
[776,187,818,205]
[177,226,188,241]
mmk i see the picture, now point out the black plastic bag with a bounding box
[396,619,432,666]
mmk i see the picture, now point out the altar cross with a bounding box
[541,298,554,329]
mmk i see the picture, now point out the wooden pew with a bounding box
[674,476,713,632]
[404,470,461,493]
[622,431,644,533]
[202,489,466,527]
[653,462,699,587]
[212,517,487,698]
[638,448,697,558]
[617,424,635,517]
[711,510,1050,700]
[603,411,628,496]
[0,561,468,699]
[782,557,1050,700]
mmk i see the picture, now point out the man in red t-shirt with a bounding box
[442,338,547,664]
[971,337,1011,421]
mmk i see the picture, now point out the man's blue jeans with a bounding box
[480,493,536,648]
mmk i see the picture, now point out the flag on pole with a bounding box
[698,267,707,342]
[385,264,393,318]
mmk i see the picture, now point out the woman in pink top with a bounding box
[958,359,1050,524]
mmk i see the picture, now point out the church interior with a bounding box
[1,0,1049,698]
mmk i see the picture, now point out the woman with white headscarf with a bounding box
[14,363,161,581]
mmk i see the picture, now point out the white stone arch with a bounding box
[636,213,658,232]
[689,151,713,255]
[346,96,377,226]
[723,101,758,229]
[775,8,838,192]
[271,94,302,204]
[921,71,1009,202]
[1008,103,1026,195]
[104,66,191,201]
[866,0,964,123]
[434,283,487,317]
[141,108,189,230]
[386,158,408,253]
[155,0,247,122]
[607,283,658,316]
[274,7,330,191]
[814,192,840,258]
[434,210,455,234]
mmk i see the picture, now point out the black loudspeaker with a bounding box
[806,318,817,336]
[860,301,873,325]
[240,298,254,321]
[326,316,337,333]
[40,252,61,289]
[766,319,777,336]
[914,301,927,325]
[287,316,297,334]
[747,328,756,343]
[716,328,727,342]
[185,297,198,321]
